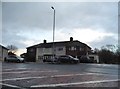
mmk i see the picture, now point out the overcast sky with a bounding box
[2,2,118,55]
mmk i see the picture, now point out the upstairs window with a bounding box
[80,47,84,51]
[71,47,74,51]
[58,48,63,51]
[69,46,77,51]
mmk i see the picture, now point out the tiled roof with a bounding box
[27,40,91,49]
[0,45,9,50]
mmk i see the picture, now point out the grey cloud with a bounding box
[56,2,117,33]
[2,2,54,30]
[2,2,118,50]
[3,2,117,31]
[89,36,118,49]
[2,27,28,48]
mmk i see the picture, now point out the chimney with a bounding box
[43,40,47,43]
[70,37,73,41]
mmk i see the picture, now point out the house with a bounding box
[0,45,8,61]
[26,37,92,62]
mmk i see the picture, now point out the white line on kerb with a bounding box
[1,73,108,81]
[31,79,119,87]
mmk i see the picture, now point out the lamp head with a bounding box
[51,6,54,10]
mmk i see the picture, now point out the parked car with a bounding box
[57,55,79,64]
[80,56,93,63]
[43,56,58,63]
[4,55,25,63]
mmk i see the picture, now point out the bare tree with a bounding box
[7,45,18,53]
[94,48,99,54]
[101,44,116,52]
[99,44,119,64]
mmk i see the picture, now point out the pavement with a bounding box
[1,62,120,89]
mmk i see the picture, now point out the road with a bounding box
[1,62,120,89]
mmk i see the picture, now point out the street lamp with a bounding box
[51,6,55,60]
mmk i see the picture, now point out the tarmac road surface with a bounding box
[1,62,120,89]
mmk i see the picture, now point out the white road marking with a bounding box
[3,68,28,71]
[2,70,58,74]
[2,76,47,81]
[31,79,119,87]
[1,73,110,81]
[0,83,22,89]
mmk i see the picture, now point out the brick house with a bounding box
[26,37,91,62]
[0,45,8,61]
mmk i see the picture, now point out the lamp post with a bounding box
[51,6,55,60]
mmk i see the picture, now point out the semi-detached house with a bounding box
[26,37,91,62]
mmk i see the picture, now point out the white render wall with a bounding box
[37,48,53,56]
[0,46,8,61]
[36,48,50,61]
[55,46,66,56]
[89,54,99,63]
[2,49,8,61]
[36,46,66,60]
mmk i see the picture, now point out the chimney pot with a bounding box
[70,37,73,41]
[43,40,47,43]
